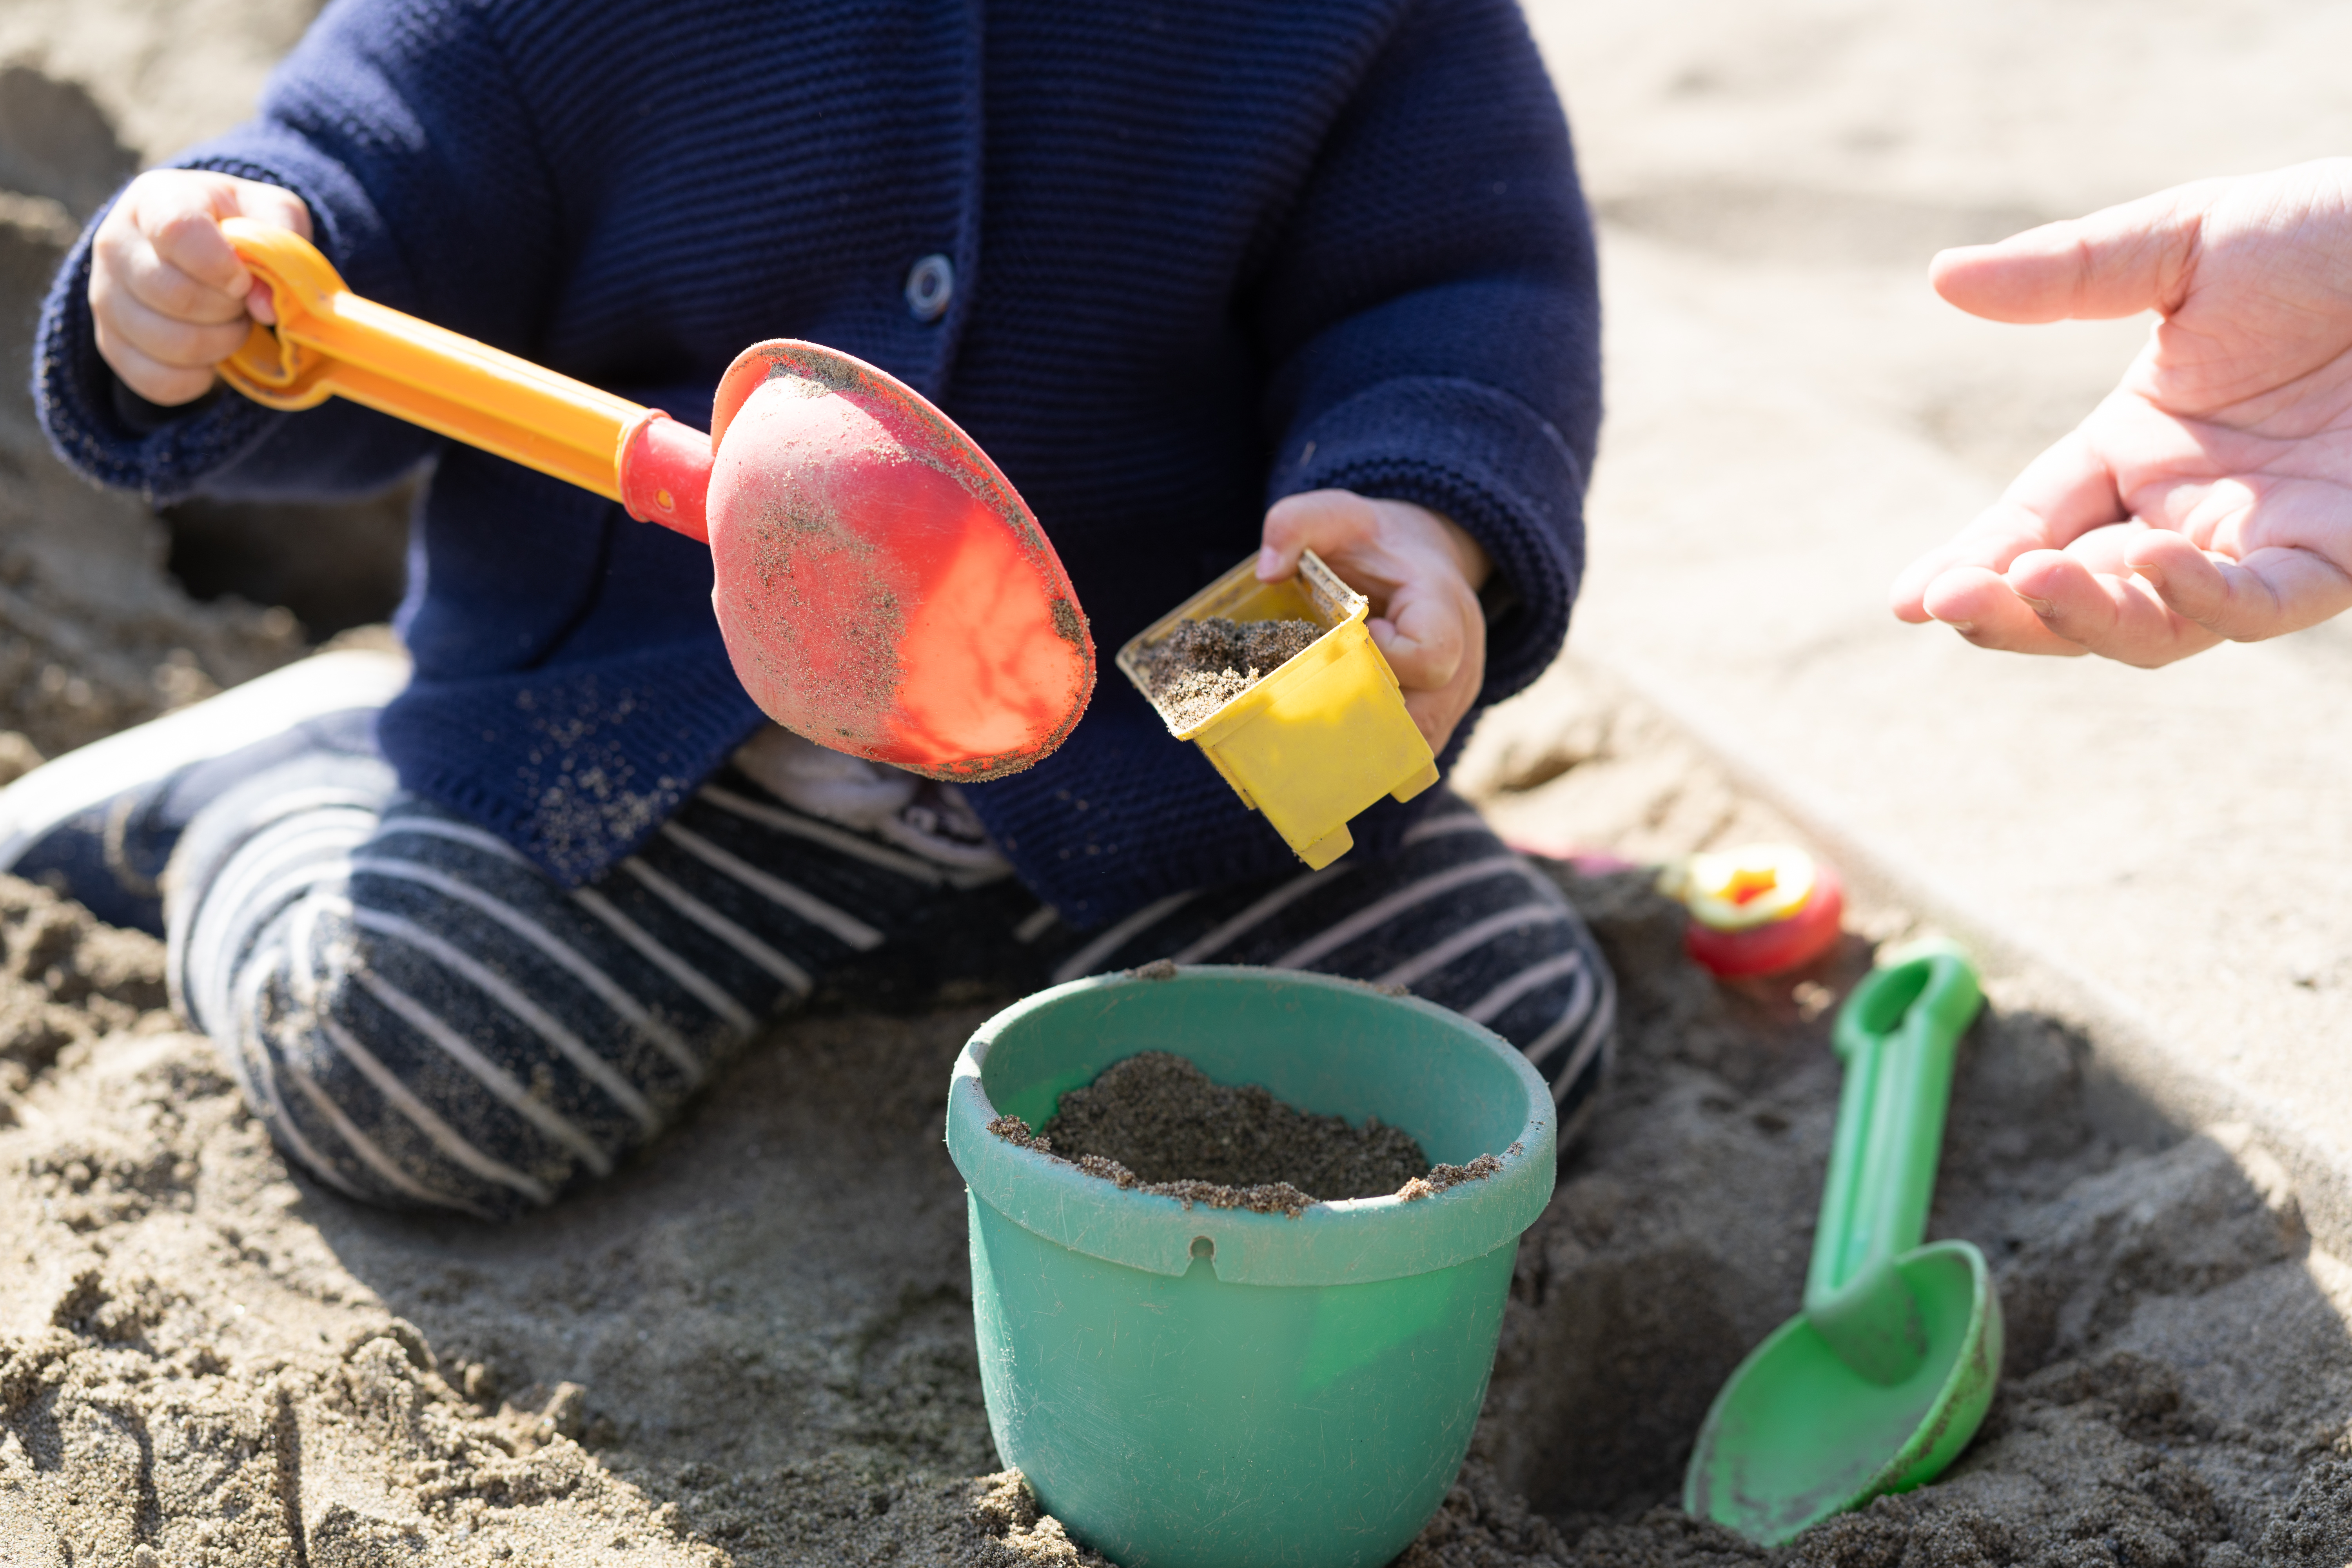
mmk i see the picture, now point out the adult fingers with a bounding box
[1890,500,2070,622]
[2127,530,2352,643]
[1893,425,2131,621]
[1891,509,2050,623]
[1929,183,2212,324]
[1917,564,2092,656]
[2003,549,2220,666]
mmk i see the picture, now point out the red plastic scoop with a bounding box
[214,220,1093,780]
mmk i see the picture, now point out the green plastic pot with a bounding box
[945,965,1558,1568]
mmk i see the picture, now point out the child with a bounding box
[18,0,1613,1218]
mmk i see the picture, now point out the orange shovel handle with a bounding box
[218,218,656,505]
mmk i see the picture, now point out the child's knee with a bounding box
[167,773,754,1218]
[209,940,575,1219]
[194,884,652,1221]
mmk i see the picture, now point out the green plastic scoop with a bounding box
[1683,940,2001,1545]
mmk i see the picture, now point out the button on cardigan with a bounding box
[33,0,1601,929]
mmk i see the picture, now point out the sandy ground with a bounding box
[7,2,2352,1563]
[9,678,2352,1564]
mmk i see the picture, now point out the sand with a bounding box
[8,702,2352,1562]
[1036,1049,1430,1199]
[6,5,2352,1563]
[7,759,2352,1566]
[991,1048,1434,1216]
[1135,616,1322,730]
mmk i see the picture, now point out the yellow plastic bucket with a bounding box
[1116,550,1437,868]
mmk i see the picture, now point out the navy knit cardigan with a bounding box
[34,0,1601,929]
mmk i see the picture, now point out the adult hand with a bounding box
[89,169,313,407]
[1259,489,1491,753]
[1891,159,2352,665]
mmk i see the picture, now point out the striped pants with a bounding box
[167,740,1614,1218]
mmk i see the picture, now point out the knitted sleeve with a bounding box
[1249,0,1602,708]
[33,0,563,505]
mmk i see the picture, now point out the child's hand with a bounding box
[1258,490,1491,753]
[1892,161,2352,666]
[89,169,313,407]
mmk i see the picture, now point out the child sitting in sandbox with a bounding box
[10,0,1615,1218]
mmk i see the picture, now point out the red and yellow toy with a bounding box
[214,220,1093,782]
[1660,843,1845,979]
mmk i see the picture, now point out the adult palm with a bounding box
[1891,159,2352,665]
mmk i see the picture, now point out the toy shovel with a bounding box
[1683,940,2001,1545]
[213,220,1093,780]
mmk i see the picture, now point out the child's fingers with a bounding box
[1258,489,1379,582]
[90,181,252,403]
[198,177,312,326]
[145,172,311,290]
[1259,490,1486,751]
[1367,588,1467,695]
[96,259,254,364]
[91,243,251,406]
[89,171,317,405]
[109,176,252,307]
[93,229,247,331]
[216,175,314,240]
[104,171,314,328]
[1378,620,1479,752]
[142,205,256,308]
[90,323,222,407]
[92,276,254,370]
[1368,577,1483,752]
